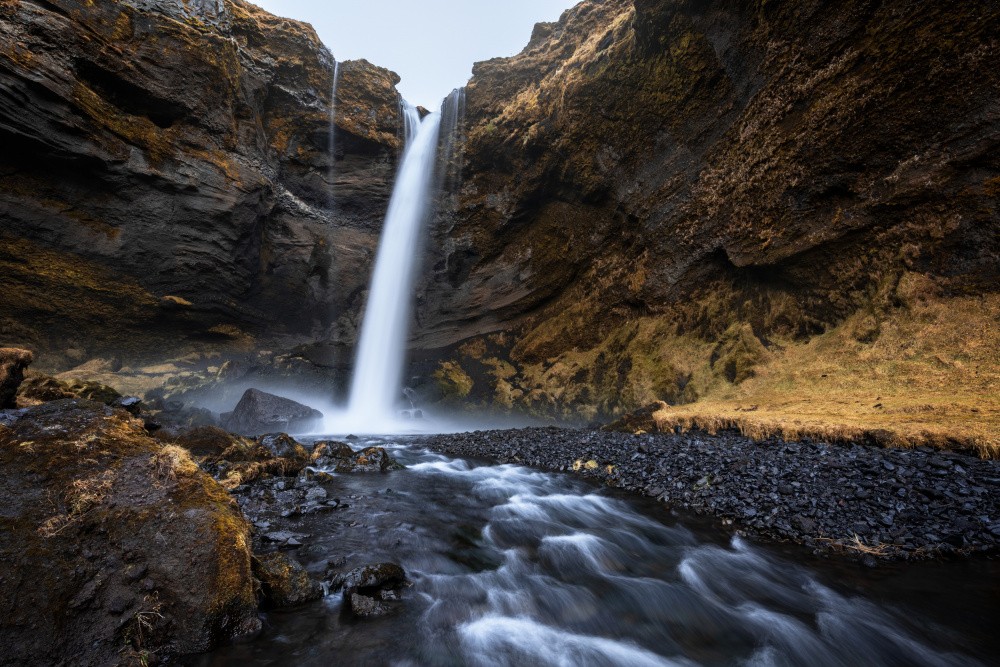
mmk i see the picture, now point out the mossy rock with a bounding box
[0,400,259,663]
[252,552,321,609]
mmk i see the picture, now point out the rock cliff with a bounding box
[0,0,997,445]
[415,0,1000,444]
[0,0,403,368]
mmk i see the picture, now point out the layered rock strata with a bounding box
[414,0,1000,429]
[0,0,404,367]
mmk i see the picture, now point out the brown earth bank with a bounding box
[0,0,404,369]
[412,0,1000,449]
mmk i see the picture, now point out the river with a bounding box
[193,435,1000,666]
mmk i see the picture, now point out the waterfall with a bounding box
[345,101,443,425]
[439,88,467,194]
[327,60,340,209]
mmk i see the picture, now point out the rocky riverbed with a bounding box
[425,427,1000,562]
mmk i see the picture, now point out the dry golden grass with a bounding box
[644,285,1000,457]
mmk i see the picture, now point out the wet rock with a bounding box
[305,487,328,503]
[263,531,309,544]
[221,389,323,437]
[258,433,310,460]
[333,447,403,473]
[252,553,322,608]
[332,563,408,617]
[791,515,816,533]
[333,563,407,592]
[311,440,356,462]
[202,432,310,490]
[0,400,259,664]
[0,348,33,409]
[349,592,389,617]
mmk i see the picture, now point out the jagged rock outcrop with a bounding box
[414,0,1000,426]
[0,0,404,368]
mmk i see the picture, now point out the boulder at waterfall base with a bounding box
[221,388,323,436]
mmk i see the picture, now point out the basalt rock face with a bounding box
[0,0,402,368]
[416,0,1000,421]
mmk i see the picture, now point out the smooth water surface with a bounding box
[194,437,998,667]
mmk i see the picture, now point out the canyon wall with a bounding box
[415,0,1000,425]
[0,0,402,369]
[1,0,997,433]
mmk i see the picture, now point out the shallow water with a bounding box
[192,436,1000,666]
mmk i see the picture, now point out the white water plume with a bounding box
[338,101,442,431]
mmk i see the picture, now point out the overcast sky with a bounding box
[249,0,574,108]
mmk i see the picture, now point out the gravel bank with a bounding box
[425,427,1000,561]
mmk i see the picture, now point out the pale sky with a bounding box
[249,0,575,108]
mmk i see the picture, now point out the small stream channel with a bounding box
[193,436,1000,666]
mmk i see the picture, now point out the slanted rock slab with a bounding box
[222,389,323,436]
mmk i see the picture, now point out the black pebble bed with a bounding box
[424,427,1000,561]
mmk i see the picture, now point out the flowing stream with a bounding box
[195,437,997,667]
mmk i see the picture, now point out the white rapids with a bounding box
[198,439,985,666]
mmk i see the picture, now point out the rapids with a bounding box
[194,437,993,666]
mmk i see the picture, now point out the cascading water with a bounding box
[343,101,443,428]
[439,87,466,193]
[327,60,340,209]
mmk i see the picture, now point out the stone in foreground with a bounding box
[330,562,408,618]
[221,388,323,436]
[253,552,322,608]
[0,400,260,664]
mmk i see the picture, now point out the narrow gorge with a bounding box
[1,0,998,665]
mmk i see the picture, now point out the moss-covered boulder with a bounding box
[203,432,311,490]
[331,447,403,473]
[0,400,260,664]
[252,553,322,609]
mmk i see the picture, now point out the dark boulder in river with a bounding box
[252,552,323,609]
[221,388,323,436]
